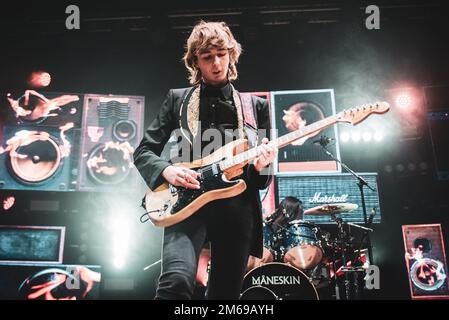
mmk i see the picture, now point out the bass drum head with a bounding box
[241,262,319,300]
[240,286,278,300]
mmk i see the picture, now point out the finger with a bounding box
[176,176,200,189]
[181,168,200,179]
[261,137,269,144]
[183,180,201,189]
[179,170,198,182]
[186,169,200,179]
[265,147,277,159]
[184,173,200,186]
[258,144,268,156]
[265,145,278,157]
[259,147,269,159]
[6,93,14,104]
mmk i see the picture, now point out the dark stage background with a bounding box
[0,0,448,299]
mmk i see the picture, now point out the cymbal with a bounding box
[304,203,358,216]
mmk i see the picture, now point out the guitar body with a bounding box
[143,139,249,227]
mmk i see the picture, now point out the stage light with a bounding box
[111,216,130,269]
[351,132,361,142]
[386,86,425,139]
[373,131,383,142]
[396,163,405,172]
[384,165,393,173]
[113,257,126,269]
[340,132,350,142]
[395,93,412,109]
[407,163,416,171]
[362,131,372,142]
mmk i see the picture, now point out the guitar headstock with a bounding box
[337,101,390,125]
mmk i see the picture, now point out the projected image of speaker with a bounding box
[0,125,79,191]
[4,91,83,128]
[0,263,101,300]
[78,94,144,192]
[0,91,83,192]
[402,224,449,300]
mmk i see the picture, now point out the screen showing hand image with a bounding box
[271,90,340,174]
[0,264,101,300]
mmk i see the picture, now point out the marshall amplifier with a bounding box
[277,173,381,224]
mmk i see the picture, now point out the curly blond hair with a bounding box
[183,21,242,85]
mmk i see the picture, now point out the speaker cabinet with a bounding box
[0,125,79,191]
[77,94,144,192]
[0,91,83,191]
[402,224,449,299]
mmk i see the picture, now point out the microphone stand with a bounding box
[316,138,375,266]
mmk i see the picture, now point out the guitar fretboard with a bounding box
[219,114,339,170]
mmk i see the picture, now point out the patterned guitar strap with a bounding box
[239,93,259,148]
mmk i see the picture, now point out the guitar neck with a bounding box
[219,114,339,171]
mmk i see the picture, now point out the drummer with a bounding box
[246,197,304,269]
[265,196,304,234]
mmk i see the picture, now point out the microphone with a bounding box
[312,135,334,146]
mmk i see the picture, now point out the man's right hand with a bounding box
[162,165,201,189]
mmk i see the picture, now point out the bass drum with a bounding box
[240,262,319,300]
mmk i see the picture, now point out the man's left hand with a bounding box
[254,138,277,172]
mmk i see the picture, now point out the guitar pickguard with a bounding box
[170,163,240,215]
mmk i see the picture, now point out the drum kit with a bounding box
[240,203,373,300]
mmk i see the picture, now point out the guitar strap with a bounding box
[239,93,257,130]
[238,93,259,148]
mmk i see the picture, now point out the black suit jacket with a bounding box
[133,86,272,257]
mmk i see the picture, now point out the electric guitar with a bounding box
[142,102,390,227]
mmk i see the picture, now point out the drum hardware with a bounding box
[326,210,378,300]
[316,137,376,265]
[245,185,377,299]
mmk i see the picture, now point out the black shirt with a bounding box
[199,82,239,150]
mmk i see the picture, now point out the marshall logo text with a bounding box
[308,192,349,204]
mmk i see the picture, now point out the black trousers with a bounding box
[155,196,255,300]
